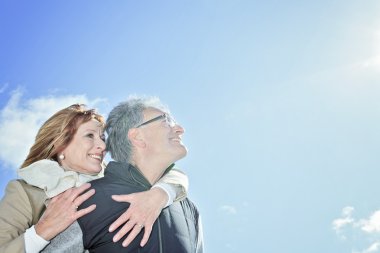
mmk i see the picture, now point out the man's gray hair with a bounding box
[105,95,169,163]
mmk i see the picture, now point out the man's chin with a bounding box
[178,149,188,159]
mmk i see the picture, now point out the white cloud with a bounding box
[353,242,380,253]
[351,20,380,72]
[0,88,106,169]
[0,83,8,93]
[361,211,380,233]
[366,242,380,253]
[333,206,380,252]
[333,206,355,229]
[332,206,355,240]
[219,205,237,215]
[353,55,380,71]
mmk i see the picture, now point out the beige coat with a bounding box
[0,180,46,253]
[0,167,187,253]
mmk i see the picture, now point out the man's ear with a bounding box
[128,128,146,148]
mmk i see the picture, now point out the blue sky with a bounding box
[1,1,380,252]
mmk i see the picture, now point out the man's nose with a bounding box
[173,123,185,134]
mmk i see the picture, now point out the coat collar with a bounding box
[105,161,175,189]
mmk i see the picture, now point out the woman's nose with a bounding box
[97,138,106,151]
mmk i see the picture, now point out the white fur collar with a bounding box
[18,159,100,198]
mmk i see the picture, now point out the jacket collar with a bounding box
[105,161,175,189]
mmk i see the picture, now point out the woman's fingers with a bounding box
[73,188,95,207]
[112,220,135,242]
[109,209,132,233]
[66,183,92,202]
[109,194,134,232]
[109,189,167,247]
[74,204,96,219]
[121,224,145,247]
[139,220,153,247]
[35,184,95,240]
[111,193,134,202]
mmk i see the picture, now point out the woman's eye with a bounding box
[86,133,94,138]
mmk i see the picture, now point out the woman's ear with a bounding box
[128,128,146,148]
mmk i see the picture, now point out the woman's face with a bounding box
[60,119,106,175]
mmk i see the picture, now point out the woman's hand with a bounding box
[34,183,96,240]
[109,188,168,247]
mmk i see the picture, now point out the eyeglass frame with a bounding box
[135,113,176,128]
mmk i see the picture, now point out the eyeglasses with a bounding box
[136,113,177,128]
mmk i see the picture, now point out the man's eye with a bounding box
[163,119,171,126]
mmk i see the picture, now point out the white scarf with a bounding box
[18,159,101,198]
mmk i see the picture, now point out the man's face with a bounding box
[139,108,187,164]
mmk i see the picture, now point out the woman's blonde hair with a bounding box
[20,104,105,168]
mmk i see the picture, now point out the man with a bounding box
[78,96,203,253]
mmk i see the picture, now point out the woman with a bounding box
[0,104,188,252]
